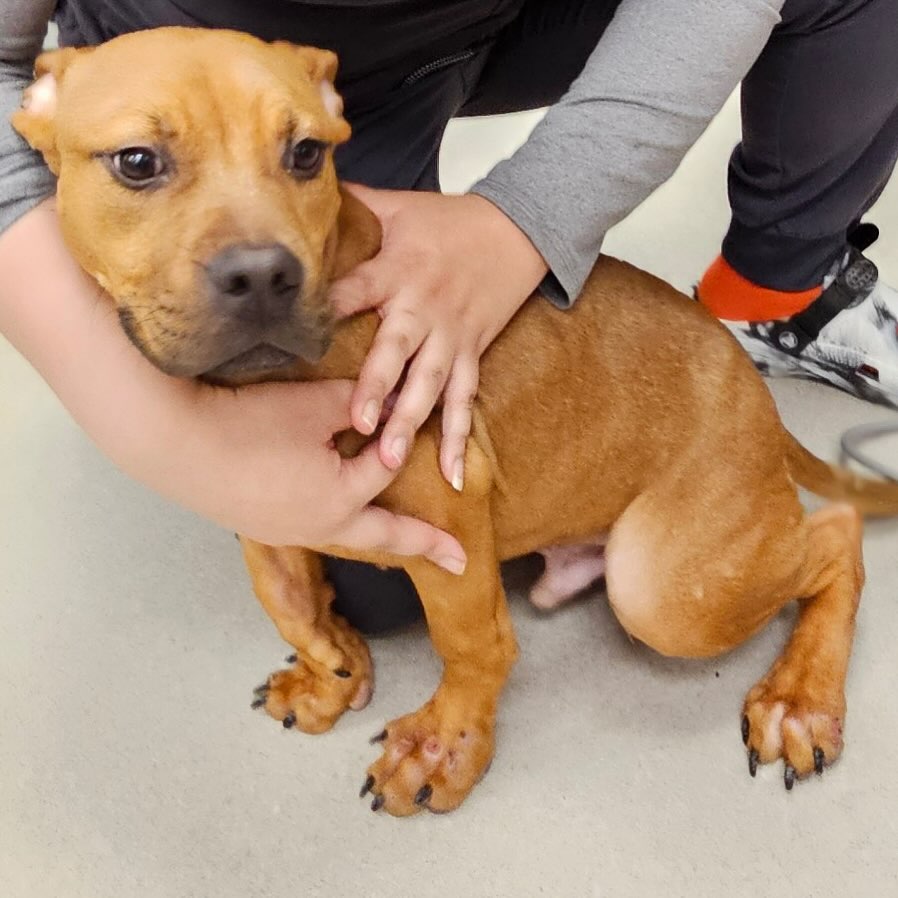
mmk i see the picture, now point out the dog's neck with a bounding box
[286,184,383,383]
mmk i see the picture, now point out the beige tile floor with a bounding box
[3,81,898,897]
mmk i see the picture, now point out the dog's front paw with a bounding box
[252,617,373,734]
[742,670,845,789]
[360,692,495,816]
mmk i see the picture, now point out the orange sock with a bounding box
[697,255,821,322]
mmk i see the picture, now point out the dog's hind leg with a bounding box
[240,539,373,734]
[741,504,863,787]
[605,475,864,788]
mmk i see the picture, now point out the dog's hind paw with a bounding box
[741,677,845,788]
[361,691,495,816]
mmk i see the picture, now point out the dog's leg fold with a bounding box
[607,483,864,788]
[742,503,864,784]
[240,539,373,734]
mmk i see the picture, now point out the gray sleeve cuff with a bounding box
[471,176,595,309]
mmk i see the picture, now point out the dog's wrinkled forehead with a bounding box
[52,29,349,152]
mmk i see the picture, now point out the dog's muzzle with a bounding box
[204,242,303,328]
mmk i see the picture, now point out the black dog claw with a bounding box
[250,697,265,710]
[282,713,296,729]
[784,764,796,791]
[253,683,269,696]
[370,729,388,744]
[741,716,750,746]
[414,784,433,806]
[360,774,375,798]
[748,749,759,778]
[371,794,385,812]
[813,747,825,775]
[285,653,298,664]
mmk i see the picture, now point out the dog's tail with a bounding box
[785,430,898,517]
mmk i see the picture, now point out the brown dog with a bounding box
[15,27,898,817]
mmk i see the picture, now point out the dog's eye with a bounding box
[288,139,325,179]
[111,147,165,186]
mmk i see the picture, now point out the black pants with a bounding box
[57,0,898,632]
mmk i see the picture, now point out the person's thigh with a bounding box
[460,0,621,117]
[335,57,485,190]
[338,0,622,188]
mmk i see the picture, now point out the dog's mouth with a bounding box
[201,344,299,381]
[116,287,333,383]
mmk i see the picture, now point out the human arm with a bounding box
[0,0,56,234]
[471,0,785,306]
[0,0,465,570]
[0,201,465,569]
[334,0,784,487]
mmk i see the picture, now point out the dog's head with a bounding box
[13,27,379,381]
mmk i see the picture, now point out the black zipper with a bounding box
[402,49,477,86]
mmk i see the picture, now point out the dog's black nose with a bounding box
[205,243,302,325]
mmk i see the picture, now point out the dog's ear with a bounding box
[272,43,339,88]
[330,185,383,281]
[274,43,349,139]
[291,45,340,86]
[11,47,92,174]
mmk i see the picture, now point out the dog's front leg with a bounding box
[240,540,373,734]
[361,447,518,816]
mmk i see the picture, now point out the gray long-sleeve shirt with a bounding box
[0,0,784,305]
[0,0,56,235]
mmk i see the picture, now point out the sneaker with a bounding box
[703,224,898,409]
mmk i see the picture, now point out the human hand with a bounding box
[182,378,466,571]
[329,185,548,491]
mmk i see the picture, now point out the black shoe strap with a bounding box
[767,243,879,357]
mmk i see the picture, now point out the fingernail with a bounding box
[361,400,379,432]
[390,436,407,466]
[436,556,466,576]
[451,458,464,492]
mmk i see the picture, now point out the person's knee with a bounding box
[325,557,423,634]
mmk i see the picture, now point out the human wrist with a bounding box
[463,192,548,288]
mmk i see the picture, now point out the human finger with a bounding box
[379,333,453,468]
[439,354,479,490]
